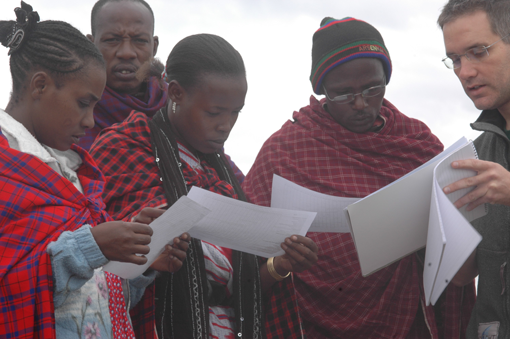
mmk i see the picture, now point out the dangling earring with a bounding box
[172,102,177,114]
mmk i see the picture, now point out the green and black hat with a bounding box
[310,17,392,95]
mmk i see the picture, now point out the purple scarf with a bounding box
[79,76,167,150]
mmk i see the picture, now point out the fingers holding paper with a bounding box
[443,159,510,210]
[277,235,318,273]
[132,207,166,224]
[91,221,153,265]
[150,232,190,273]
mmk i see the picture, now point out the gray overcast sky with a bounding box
[0,0,481,173]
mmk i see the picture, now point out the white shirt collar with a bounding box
[0,108,83,192]
[0,108,56,163]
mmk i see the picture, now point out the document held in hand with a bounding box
[271,174,359,233]
[104,188,317,279]
[345,137,484,305]
[103,196,211,279]
[186,186,316,258]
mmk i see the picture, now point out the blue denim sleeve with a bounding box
[47,224,109,308]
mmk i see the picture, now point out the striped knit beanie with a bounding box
[310,17,392,95]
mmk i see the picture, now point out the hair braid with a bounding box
[0,2,105,103]
[139,34,246,92]
[165,34,246,91]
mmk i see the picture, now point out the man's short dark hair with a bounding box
[90,0,155,36]
[438,0,510,43]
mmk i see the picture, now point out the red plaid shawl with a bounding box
[0,132,111,338]
[90,112,240,221]
[243,96,476,339]
[90,112,166,222]
[89,112,162,338]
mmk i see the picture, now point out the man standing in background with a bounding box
[80,0,165,150]
[82,0,244,182]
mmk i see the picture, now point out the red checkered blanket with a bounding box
[0,131,109,338]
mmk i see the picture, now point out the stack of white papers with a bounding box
[423,141,484,305]
[104,187,316,279]
[345,137,484,305]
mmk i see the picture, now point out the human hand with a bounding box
[443,159,510,210]
[273,235,318,275]
[132,207,165,224]
[150,233,190,273]
[91,221,153,265]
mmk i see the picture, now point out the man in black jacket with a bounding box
[439,1,510,338]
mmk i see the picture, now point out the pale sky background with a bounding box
[0,0,482,174]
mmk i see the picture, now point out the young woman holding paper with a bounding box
[0,2,188,338]
[89,33,318,339]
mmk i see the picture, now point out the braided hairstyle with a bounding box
[0,1,105,104]
[91,0,155,36]
[141,33,246,93]
[165,33,246,91]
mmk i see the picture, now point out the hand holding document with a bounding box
[423,143,483,305]
[186,186,316,257]
[271,174,359,233]
[104,187,317,279]
[345,137,484,305]
[103,197,210,279]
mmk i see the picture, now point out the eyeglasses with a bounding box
[323,78,386,105]
[442,34,510,69]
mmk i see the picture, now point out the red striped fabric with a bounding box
[0,131,134,338]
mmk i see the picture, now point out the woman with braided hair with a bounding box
[0,2,189,338]
[90,33,319,339]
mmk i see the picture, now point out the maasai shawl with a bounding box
[79,77,167,151]
[242,96,476,339]
[89,110,265,339]
[0,132,136,339]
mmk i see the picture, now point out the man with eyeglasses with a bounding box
[242,17,474,339]
[438,1,510,338]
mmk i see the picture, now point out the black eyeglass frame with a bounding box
[322,76,386,105]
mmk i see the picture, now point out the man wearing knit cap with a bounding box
[243,17,475,338]
[438,1,510,338]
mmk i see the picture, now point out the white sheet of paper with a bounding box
[434,143,487,222]
[271,174,359,233]
[423,180,446,306]
[103,196,211,279]
[424,180,481,305]
[346,137,481,276]
[186,186,316,257]
[423,143,484,305]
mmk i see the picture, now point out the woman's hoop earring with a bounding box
[172,102,177,114]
